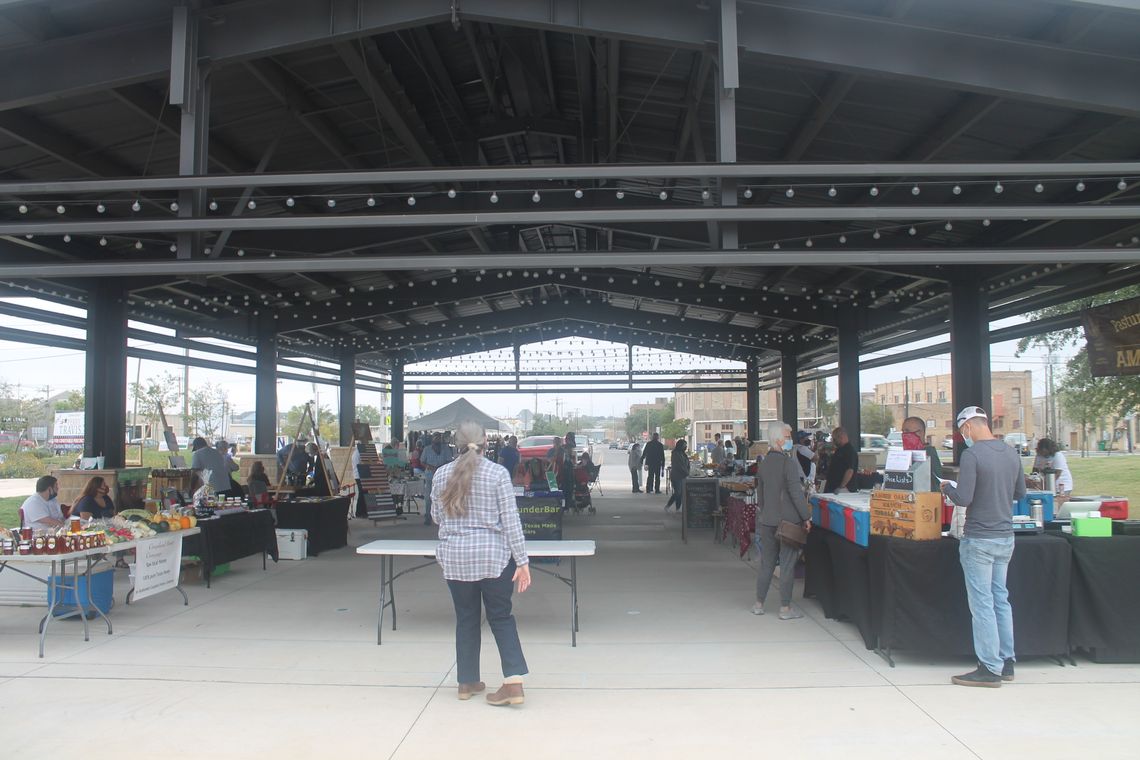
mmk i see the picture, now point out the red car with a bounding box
[517,435,560,460]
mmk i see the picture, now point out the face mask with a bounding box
[901,432,923,450]
[782,440,794,452]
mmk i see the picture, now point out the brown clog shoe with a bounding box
[485,683,525,706]
[457,681,486,701]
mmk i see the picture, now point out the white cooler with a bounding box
[275,529,308,560]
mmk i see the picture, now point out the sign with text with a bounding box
[885,449,913,472]
[683,478,719,530]
[133,535,183,601]
[1083,295,1140,377]
[517,496,563,541]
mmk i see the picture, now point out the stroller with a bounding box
[572,463,598,514]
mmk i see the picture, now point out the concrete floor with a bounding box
[2,457,1139,759]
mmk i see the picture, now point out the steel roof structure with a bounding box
[0,0,1137,460]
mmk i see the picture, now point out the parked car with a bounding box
[942,436,955,450]
[517,435,560,460]
[886,431,903,448]
[860,434,892,467]
[1004,432,1029,455]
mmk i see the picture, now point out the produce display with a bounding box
[0,509,198,557]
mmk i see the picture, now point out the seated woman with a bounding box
[247,460,272,505]
[74,476,116,520]
[578,450,594,469]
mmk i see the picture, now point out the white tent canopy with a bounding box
[408,398,507,432]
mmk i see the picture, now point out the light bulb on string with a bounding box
[532,191,541,203]
[490,191,499,204]
[170,201,179,212]
[827,186,837,197]
[869,186,879,197]
[951,185,962,195]
[1119,179,1129,191]
[407,196,416,206]
[99,237,108,247]
[911,185,921,196]
[701,189,710,200]
[616,190,625,200]
[659,190,668,200]
[944,221,953,231]
[130,199,141,212]
[134,240,143,250]
[447,188,457,199]
[785,187,795,198]
[56,205,65,214]
[574,188,583,199]
[982,218,991,227]
[63,234,71,243]
[908,226,917,236]
[1076,181,1086,192]
[327,198,337,208]
[873,230,881,239]
[838,235,847,244]
[285,197,295,208]
[993,182,1004,194]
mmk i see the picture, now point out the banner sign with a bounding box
[1083,296,1140,377]
[133,535,183,601]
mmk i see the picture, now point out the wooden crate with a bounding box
[870,490,943,541]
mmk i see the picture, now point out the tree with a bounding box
[354,404,383,425]
[0,382,47,440]
[1057,349,1119,456]
[130,372,181,441]
[530,414,569,436]
[187,382,230,440]
[54,389,86,412]
[814,380,837,428]
[861,403,894,436]
[283,403,338,441]
[662,416,690,439]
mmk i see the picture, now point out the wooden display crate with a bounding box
[870,490,942,541]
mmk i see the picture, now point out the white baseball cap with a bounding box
[955,405,988,428]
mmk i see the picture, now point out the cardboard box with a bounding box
[870,490,943,541]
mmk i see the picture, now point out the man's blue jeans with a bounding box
[959,536,1016,675]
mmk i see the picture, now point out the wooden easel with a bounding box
[274,402,340,495]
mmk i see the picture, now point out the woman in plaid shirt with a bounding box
[431,420,532,706]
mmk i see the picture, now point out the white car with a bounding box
[861,434,892,467]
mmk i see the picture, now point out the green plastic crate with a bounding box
[1072,517,1112,537]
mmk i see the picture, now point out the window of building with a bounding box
[926,392,932,403]
[1012,388,1021,404]
[926,419,936,429]
[994,418,1004,430]
[894,395,899,403]
[704,423,711,431]
[938,390,946,402]
[945,420,954,428]
[1012,420,1021,429]
[881,395,887,404]
[722,424,733,432]
[915,393,921,402]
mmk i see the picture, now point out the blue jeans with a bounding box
[959,536,1016,675]
[446,559,528,684]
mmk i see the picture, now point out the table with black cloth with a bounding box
[183,509,278,587]
[275,497,350,556]
[805,531,1071,662]
[1063,533,1140,662]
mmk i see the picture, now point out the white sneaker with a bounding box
[751,602,765,616]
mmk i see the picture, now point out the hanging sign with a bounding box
[133,534,183,601]
[1083,295,1140,377]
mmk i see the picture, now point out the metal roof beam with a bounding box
[0,110,137,178]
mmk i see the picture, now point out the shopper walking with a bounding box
[942,406,1025,688]
[421,432,454,526]
[628,442,643,492]
[664,439,691,511]
[431,420,531,706]
[752,421,812,620]
[641,432,666,494]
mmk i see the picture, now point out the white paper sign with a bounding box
[884,449,914,472]
[133,535,182,601]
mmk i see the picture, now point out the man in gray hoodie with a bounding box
[943,406,1026,688]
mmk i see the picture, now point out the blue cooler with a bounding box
[48,568,114,618]
[1014,491,1054,522]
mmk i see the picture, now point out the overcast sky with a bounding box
[1,296,1078,422]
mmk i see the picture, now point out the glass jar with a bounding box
[32,535,45,555]
[18,539,31,555]
[46,536,58,554]
[69,516,82,533]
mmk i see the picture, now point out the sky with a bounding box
[0,296,1080,424]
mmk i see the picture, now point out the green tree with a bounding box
[54,389,86,412]
[284,403,338,441]
[814,380,837,428]
[662,416,690,439]
[354,404,384,425]
[1057,349,1119,456]
[0,382,47,444]
[130,371,182,442]
[187,382,230,440]
[861,403,894,436]
[530,414,569,436]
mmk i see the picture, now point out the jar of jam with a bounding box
[32,535,45,555]
[46,536,58,554]
[1,533,14,555]
[69,517,82,533]
[18,539,31,555]
[20,527,32,541]
[60,535,72,553]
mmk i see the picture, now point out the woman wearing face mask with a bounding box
[901,416,942,490]
[663,439,691,511]
[752,421,812,620]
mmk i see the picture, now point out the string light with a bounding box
[407,196,416,206]
[208,200,219,211]
[490,191,499,203]
[170,201,180,211]
[952,185,962,195]
[99,237,108,246]
[743,187,753,199]
[838,235,847,244]
[701,189,710,200]
[1034,183,1044,193]
[827,186,837,197]
[659,190,668,200]
[869,186,879,197]
[447,188,457,198]
[785,187,795,198]
[246,199,256,210]
[532,191,541,203]
[366,196,376,207]
[327,199,337,208]
[63,234,71,242]
[1119,179,1128,191]
[1076,181,1086,192]
[131,199,141,212]
[56,205,65,214]
[911,185,921,196]
[285,197,295,207]
[993,182,1003,194]
[873,230,881,239]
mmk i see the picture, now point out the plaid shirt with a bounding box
[432,456,529,581]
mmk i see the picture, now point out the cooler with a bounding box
[48,567,114,617]
[827,502,845,538]
[275,528,308,560]
[842,507,871,547]
[811,500,831,531]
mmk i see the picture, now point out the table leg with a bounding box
[376,555,387,645]
[84,556,113,636]
[388,555,397,631]
[571,557,579,646]
[38,560,61,657]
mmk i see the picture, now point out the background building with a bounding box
[873,371,1034,445]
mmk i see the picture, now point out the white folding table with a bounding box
[356,539,597,646]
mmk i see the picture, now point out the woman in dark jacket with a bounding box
[752,421,812,620]
[664,439,691,511]
[74,476,115,519]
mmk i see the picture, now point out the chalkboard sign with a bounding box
[516,496,563,541]
[683,478,719,542]
[883,470,915,491]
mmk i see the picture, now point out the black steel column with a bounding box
[84,282,128,467]
[339,351,356,446]
[716,0,739,249]
[171,5,208,259]
[390,364,405,444]
[837,306,861,447]
[746,359,760,441]
[950,278,991,463]
[254,316,277,454]
[781,352,799,428]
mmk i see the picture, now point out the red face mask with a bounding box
[901,432,924,451]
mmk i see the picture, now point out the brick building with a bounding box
[872,371,1034,445]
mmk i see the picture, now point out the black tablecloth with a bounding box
[275,497,350,556]
[806,531,1071,657]
[183,509,278,584]
[804,530,876,649]
[870,533,1070,658]
[1064,534,1140,662]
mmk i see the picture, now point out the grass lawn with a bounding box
[0,496,23,529]
[1065,456,1140,517]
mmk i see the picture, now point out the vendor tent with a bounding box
[408,398,507,432]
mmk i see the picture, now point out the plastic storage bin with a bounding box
[1014,491,1055,522]
[275,528,308,560]
[48,567,113,617]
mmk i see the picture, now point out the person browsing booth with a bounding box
[942,406,1025,688]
